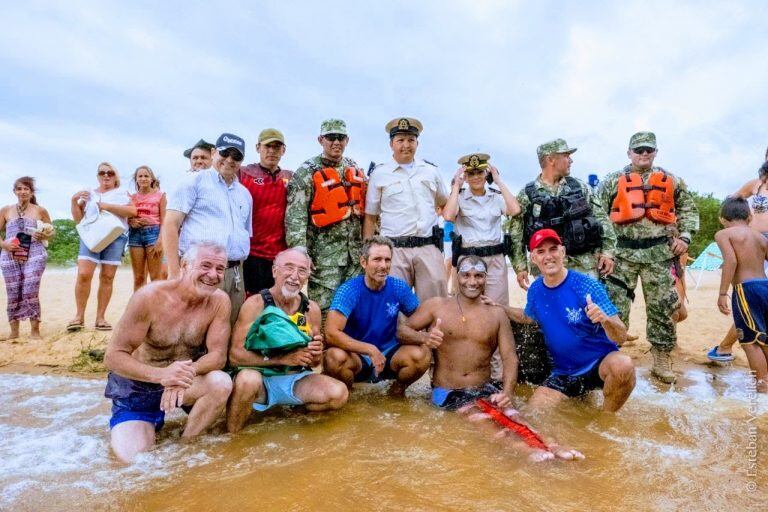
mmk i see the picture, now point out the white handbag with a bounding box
[76,206,125,253]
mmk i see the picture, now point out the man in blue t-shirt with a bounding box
[491,229,636,412]
[324,236,440,396]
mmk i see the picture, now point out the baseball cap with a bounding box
[215,133,245,157]
[528,228,562,250]
[258,128,285,145]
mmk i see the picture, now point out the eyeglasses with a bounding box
[323,134,347,142]
[98,170,116,177]
[220,148,244,161]
[632,147,656,155]
[276,264,310,278]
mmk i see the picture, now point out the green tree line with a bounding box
[43,191,723,266]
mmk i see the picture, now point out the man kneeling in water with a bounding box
[402,255,583,461]
[227,247,348,433]
[104,241,234,464]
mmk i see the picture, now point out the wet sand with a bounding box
[0,266,749,373]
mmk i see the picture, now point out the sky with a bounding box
[1,0,767,218]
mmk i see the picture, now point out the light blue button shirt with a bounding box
[167,169,253,261]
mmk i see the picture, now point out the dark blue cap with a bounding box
[215,133,245,157]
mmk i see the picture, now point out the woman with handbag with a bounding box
[68,162,136,332]
[0,177,54,340]
[127,166,166,291]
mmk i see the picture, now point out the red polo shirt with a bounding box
[239,163,293,259]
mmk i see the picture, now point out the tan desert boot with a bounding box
[650,347,676,384]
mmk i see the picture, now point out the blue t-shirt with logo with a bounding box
[329,275,419,352]
[524,270,619,376]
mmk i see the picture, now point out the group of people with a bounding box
[2,116,766,464]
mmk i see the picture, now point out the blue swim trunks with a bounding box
[732,279,768,345]
[104,372,166,431]
[355,344,400,383]
[431,382,500,411]
[253,370,314,411]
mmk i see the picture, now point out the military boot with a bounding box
[650,347,676,384]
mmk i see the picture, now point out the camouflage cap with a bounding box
[385,117,423,138]
[458,153,490,170]
[628,131,657,149]
[258,128,285,145]
[536,138,577,159]
[320,119,348,136]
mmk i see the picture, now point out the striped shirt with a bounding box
[167,169,253,261]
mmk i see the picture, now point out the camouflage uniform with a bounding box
[506,175,616,279]
[598,138,698,352]
[284,120,363,311]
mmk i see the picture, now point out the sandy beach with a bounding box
[0,265,744,374]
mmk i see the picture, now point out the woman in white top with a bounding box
[67,162,136,332]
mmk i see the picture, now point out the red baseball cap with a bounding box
[528,229,562,250]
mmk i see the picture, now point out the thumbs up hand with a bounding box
[423,318,444,349]
[585,294,607,324]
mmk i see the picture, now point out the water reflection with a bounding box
[0,368,764,511]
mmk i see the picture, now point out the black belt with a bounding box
[390,235,434,248]
[227,260,242,268]
[460,243,505,258]
[616,236,668,250]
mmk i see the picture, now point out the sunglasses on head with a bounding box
[98,170,116,177]
[323,134,347,142]
[220,148,244,161]
[632,147,655,155]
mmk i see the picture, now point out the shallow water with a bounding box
[0,367,765,512]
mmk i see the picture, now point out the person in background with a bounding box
[68,162,136,332]
[183,139,215,173]
[239,128,293,295]
[0,177,54,340]
[708,157,768,362]
[128,166,166,291]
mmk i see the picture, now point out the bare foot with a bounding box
[0,333,20,341]
[467,412,492,423]
[30,332,43,340]
[551,446,585,461]
[456,403,477,414]
[757,380,768,393]
[528,449,555,462]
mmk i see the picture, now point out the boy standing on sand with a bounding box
[715,197,768,392]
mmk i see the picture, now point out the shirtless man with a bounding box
[403,255,583,461]
[103,241,233,464]
[227,247,348,433]
[715,197,768,392]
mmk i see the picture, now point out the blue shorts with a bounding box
[431,382,500,411]
[253,371,314,411]
[128,224,160,247]
[542,358,605,398]
[78,234,127,266]
[732,279,768,346]
[105,372,165,431]
[355,344,400,383]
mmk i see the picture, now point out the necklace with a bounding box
[16,202,28,219]
[456,295,466,323]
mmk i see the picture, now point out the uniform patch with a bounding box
[532,203,541,217]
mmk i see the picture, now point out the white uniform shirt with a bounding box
[366,159,448,237]
[167,169,253,261]
[454,186,506,246]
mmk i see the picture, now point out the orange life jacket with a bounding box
[609,171,677,225]
[309,166,366,228]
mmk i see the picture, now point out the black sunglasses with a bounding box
[632,147,655,155]
[220,148,244,161]
[323,134,347,142]
[98,170,116,177]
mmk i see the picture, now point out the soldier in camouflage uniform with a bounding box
[507,138,616,289]
[285,119,364,312]
[598,132,699,384]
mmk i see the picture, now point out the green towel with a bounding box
[240,305,311,376]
